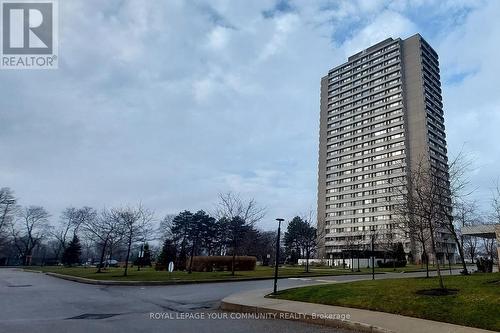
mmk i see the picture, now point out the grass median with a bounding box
[275,272,500,331]
[28,265,370,282]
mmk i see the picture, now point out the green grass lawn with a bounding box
[26,263,470,282]
[275,272,500,331]
[28,265,369,282]
[355,263,469,273]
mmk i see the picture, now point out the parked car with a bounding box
[99,259,118,267]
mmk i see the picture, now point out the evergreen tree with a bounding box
[187,210,215,273]
[142,242,152,266]
[157,238,177,270]
[284,217,306,265]
[226,216,252,276]
[62,234,82,266]
[170,211,194,270]
[394,242,407,262]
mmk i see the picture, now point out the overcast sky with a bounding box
[1,0,499,230]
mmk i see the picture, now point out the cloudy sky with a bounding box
[1,0,499,230]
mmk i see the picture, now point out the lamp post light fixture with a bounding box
[137,243,144,271]
[273,218,284,295]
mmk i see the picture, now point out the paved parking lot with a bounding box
[0,268,358,333]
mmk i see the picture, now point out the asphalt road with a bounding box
[0,268,464,333]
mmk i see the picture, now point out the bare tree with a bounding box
[366,228,380,277]
[81,208,120,273]
[395,160,446,287]
[418,169,446,287]
[482,237,498,260]
[113,205,154,276]
[0,187,18,249]
[481,181,500,261]
[436,152,476,275]
[51,207,95,262]
[344,234,357,272]
[215,192,266,226]
[463,234,479,264]
[379,225,398,271]
[298,212,319,273]
[395,192,432,276]
[11,206,51,265]
[159,214,176,241]
[51,209,76,261]
[394,175,426,268]
[453,201,483,268]
[492,180,500,224]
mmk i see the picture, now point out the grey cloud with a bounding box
[1,0,498,229]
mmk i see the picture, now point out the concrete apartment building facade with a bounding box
[317,34,454,264]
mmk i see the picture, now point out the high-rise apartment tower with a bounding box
[317,34,453,263]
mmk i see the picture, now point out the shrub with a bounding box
[154,264,166,271]
[377,260,407,268]
[476,257,493,273]
[187,256,256,272]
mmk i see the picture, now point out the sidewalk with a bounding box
[220,288,496,333]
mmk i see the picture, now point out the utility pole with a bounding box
[273,218,284,295]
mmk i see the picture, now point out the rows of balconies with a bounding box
[326,133,406,166]
[328,101,402,130]
[327,147,405,170]
[326,188,405,207]
[327,123,405,157]
[328,41,400,78]
[328,113,404,144]
[327,69,401,110]
[325,180,406,200]
[328,56,401,98]
[327,86,402,124]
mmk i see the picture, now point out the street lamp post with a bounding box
[137,243,144,271]
[273,218,284,295]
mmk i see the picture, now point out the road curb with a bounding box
[27,270,375,286]
[220,299,394,333]
[45,272,282,286]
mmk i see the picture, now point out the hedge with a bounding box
[187,256,256,272]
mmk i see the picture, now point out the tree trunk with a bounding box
[305,249,310,273]
[423,249,429,278]
[188,240,197,274]
[351,250,354,272]
[357,251,360,272]
[429,229,445,289]
[231,252,236,276]
[97,239,108,273]
[451,231,469,275]
[123,237,132,277]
